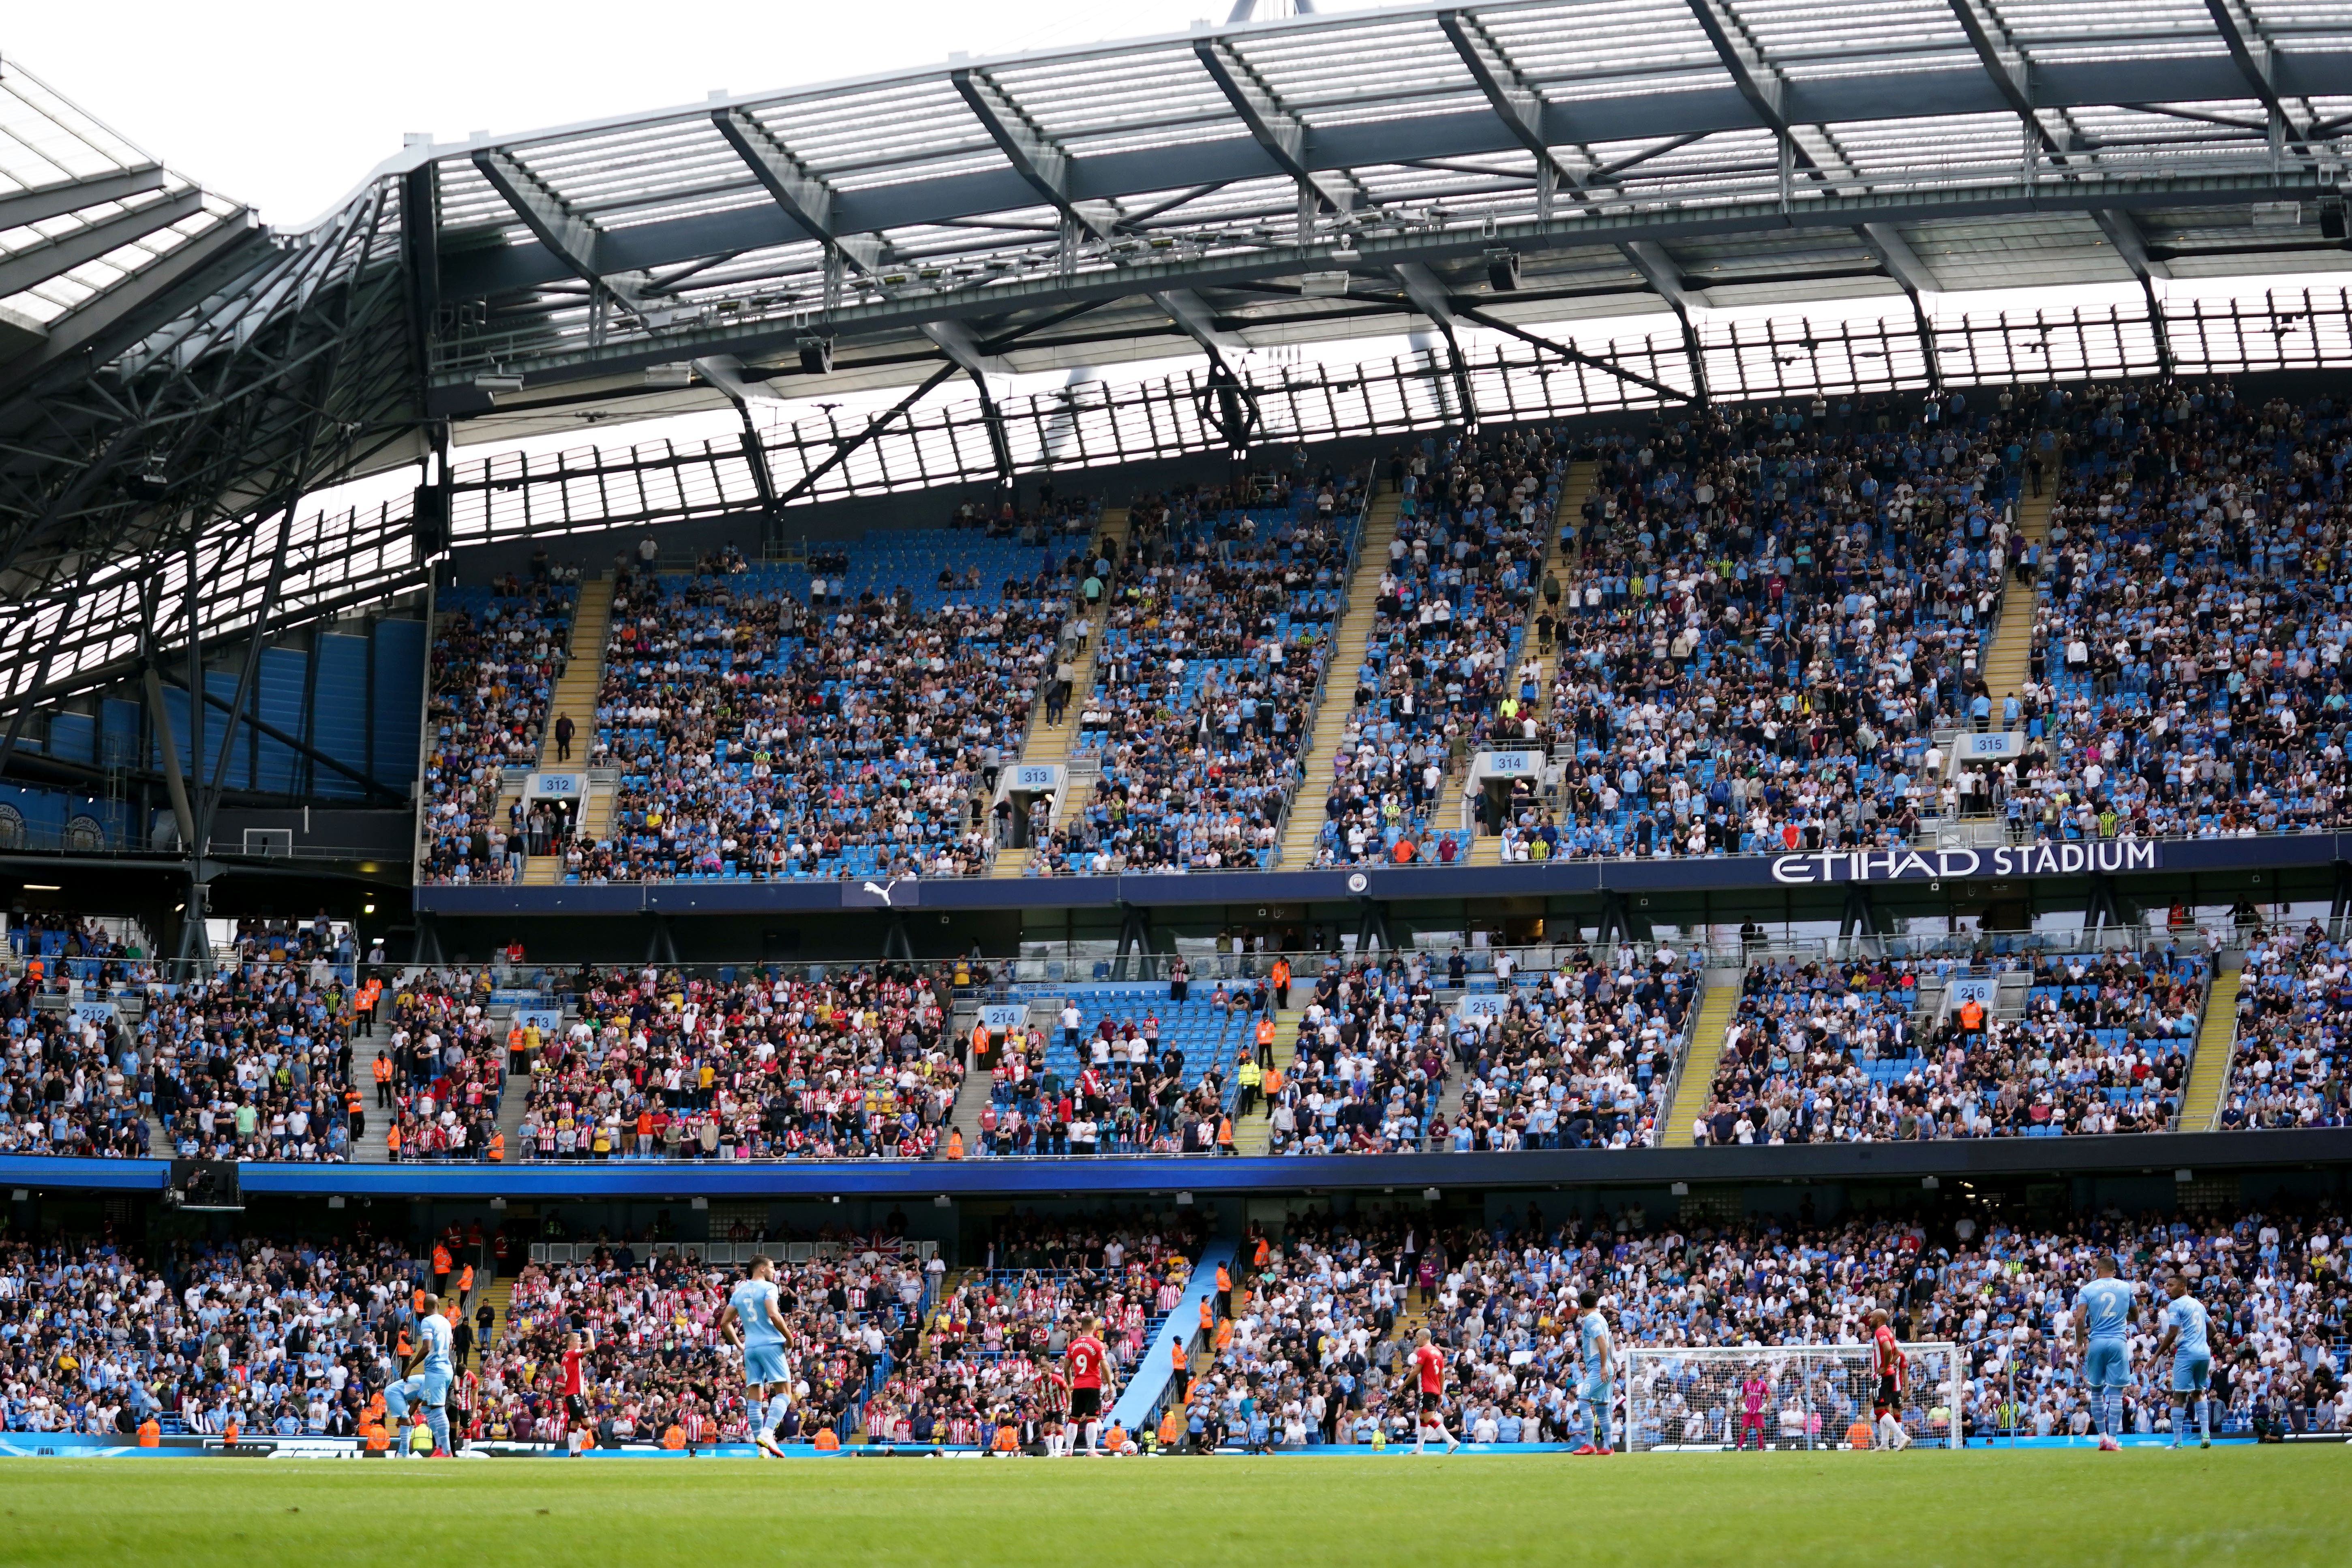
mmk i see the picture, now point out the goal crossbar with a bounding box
[1621,1341,1964,1452]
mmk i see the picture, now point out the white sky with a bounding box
[6,1,1362,227]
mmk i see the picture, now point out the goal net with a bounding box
[1622,1342,1963,1452]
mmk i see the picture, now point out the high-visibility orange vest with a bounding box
[1253,1237,1270,1267]
[386,1125,401,1157]
[1265,1067,1285,1096]
[1217,1116,1234,1149]
[395,1329,413,1358]
[1158,1409,1185,1446]
[374,1057,392,1084]
[946,1129,964,1160]
[433,1245,452,1275]
[990,1425,1017,1453]
[1215,1318,1234,1351]
[1960,1000,1984,1030]
[137,1418,160,1448]
[662,1424,686,1450]
[1105,1422,1127,1450]
[1270,960,1290,988]
[362,1419,389,1453]
[458,1264,475,1296]
[1215,1264,1232,1294]
[815,1427,842,1451]
[1171,1339,1187,1371]
[488,1132,505,1163]
[1256,1018,1275,1049]
[223,1419,240,1444]
[1199,1299,1213,1331]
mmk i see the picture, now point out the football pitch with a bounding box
[1,1449,2344,1568]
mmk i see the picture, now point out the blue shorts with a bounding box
[1579,1376,1611,1404]
[743,1343,789,1387]
[2171,1351,2211,1393]
[2083,1339,2129,1390]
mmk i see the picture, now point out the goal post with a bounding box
[1621,1342,1964,1452]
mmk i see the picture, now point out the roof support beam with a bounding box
[0,166,166,232]
[1853,221,1944,390]
[1681,0,1784,127]
[473,149,607,288]
[1944,0,2164,295]
[1393,262,1479,428]
[1150,289,1245,358]
[0,189,203,300]
[1450,304,1689,405]
[952,70,1114,239]
[2204,0,2303,141]
[1192,39,1353,229]
[710,107,884,272]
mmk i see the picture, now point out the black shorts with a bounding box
[1420,1390,1444,1413]
[565,1394,589,1424]
[1873,1375,1900,1414]
[1070,1387,1101,1420]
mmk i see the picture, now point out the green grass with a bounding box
[0,1449,2344,1566]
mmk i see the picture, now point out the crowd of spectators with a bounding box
[1311,431,1566,867]
[510,962,963,1161]
[1032,475,1358,876]
[2220,922,2352,1130]
[582,540,1073,883]
[1186,1197,2349,1450]
[1993,386,2352,842]
[379,968,508,1162]
[1514,391,2023,862]
[1699,946,2208,1145]
[418,576,580,884]
[859,1211,1200,1443]
[483,1232,934,1445]
[0,1227,421,1439]
[970,992,1242,1157]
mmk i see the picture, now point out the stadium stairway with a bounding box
[2177,956,2245,1131]
[1468,460,1592,866]
[470,1271,516,1374]
[348,981,402,1163]
[1978,454,2061,707]
[986,510,1129,878]
[523,573,613,885]
[1275,485,1404,869]
[1658,966,1744,1147]
[1107,1234,1237,1433]
[1231,994,1307,1155]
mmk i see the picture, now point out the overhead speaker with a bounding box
[798,335,834,374]
[1484,247,1521,291]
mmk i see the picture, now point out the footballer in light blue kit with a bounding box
[383,1299,456,1456]
[720,1255,795,1457]
[2154,1274,2214,1449]
[2073,1256,2136,1450]
[1577,1289,1616,1455]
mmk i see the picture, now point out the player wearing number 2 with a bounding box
[1868,1308,1911,1449]
[2074,1255,2136,1452]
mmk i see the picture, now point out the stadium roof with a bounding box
[2,0,2351,716]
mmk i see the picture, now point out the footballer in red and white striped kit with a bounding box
[1868,1309,1911,1449]
[1065,1316,1113,1457]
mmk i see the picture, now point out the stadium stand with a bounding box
[1029,471,1361,876]
[1177,1203,2351,1450]
[858,1210,1203,1444]
[418,576,581,884]
[1307,433,1566,868]
[558,508,1098,883]
[1694,945,2211,1143]
[506,963,962,1161]
[2216,923,2352,1131]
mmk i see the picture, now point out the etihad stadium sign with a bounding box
[1769,840,2159,885]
